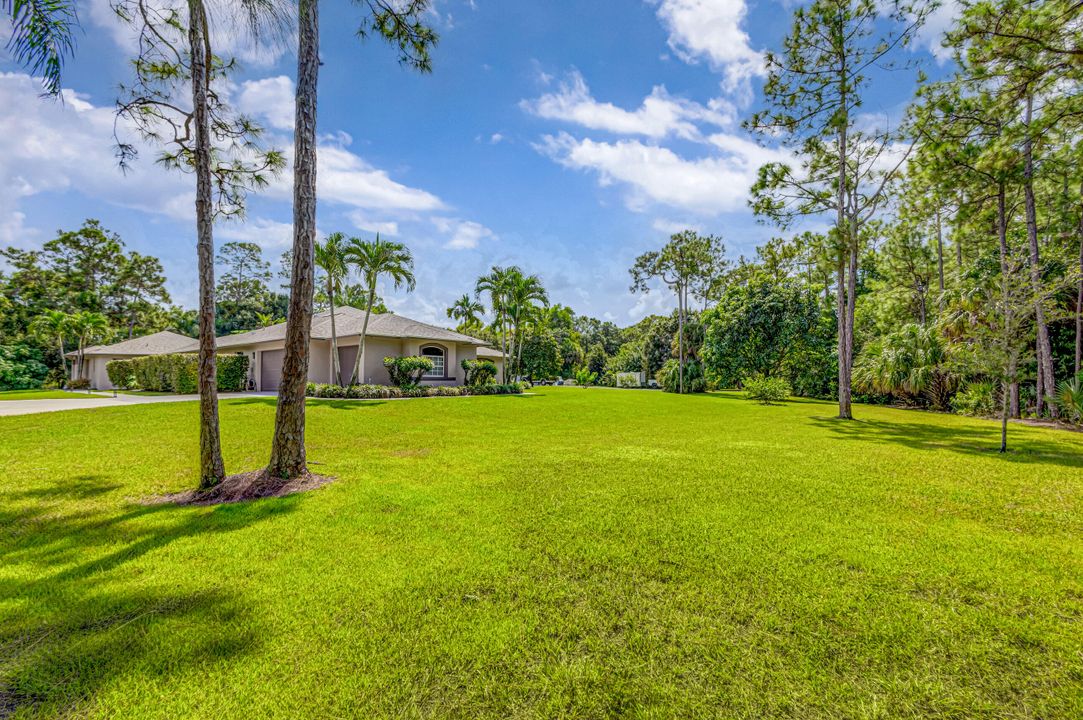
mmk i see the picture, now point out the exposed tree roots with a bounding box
[154,469,334,506]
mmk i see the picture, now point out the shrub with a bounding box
[384,356,433,388]
[68,377,91,390]
[0,344,49,390]
[106,359,136,389]
[952,380,997,417]
[431,385,465,396]
[1055,375,1083,423]
[470,383,524,396]
[574,368,598,386]
[116,353,249,393]
[743,374,791,404]
[217,355,250,392]
[461,358,497,386]
[656,359,706,394]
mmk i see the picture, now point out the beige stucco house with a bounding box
[71,307,496,391]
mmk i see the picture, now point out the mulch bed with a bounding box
[153,469,334,506]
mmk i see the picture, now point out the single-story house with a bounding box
[70,306,498,391]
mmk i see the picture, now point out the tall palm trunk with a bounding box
[677,282,685,394]
[189,0,225,489]
[350,284,376,385]
[268,0,318,479]
[1023,94,1056,417]
[328,277,341,385]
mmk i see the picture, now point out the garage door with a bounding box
[260,349,285,392]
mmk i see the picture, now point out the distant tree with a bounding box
[315,233,349,385]
[447,294,485,331]
[520,331,562,380]
[584,342,608,378]
[216,241,273,306]
[475,266,518,382]
[29,310,72,376]
[109,251,170,338]
[506,271,548,379]
[343,235,416,385]
[69,311,109,380]
[630,230,726,393]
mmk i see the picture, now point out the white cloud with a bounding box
[536,131,789,215]
[0,72,193,227]
[347,210,400,236]
[432,217,496,250]
[650,0,764,94]
[236,76,295,130]
[218,217,296,250]
[490,133,506,144]
[651,218,703,235]
[521,69,734,140]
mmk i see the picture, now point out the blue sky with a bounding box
[0,0,958,325]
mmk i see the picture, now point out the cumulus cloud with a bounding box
[236,76,295,130]
[521,69,734,140]
[0,72,193,228]
[536,131,789,215]
[913,0,961,62]
[650,0,765,94]
[432,217,496,250]
[347,210,400,236]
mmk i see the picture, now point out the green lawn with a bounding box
[0,389,106,401]
[1,389,1080,718]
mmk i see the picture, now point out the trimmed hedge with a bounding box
[108,354,250,392]
[305,381,525,399]
[462,358,497,386]
[384,356,434,387]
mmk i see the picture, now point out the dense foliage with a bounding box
[461,358,497,387]
[743,375,793,404]
[305,381,525,398]
[107,354,250,393]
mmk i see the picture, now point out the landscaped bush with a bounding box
[106,359,136,389]
[384,356,434,388]
[67,377,91,390]
[951,380,997,417]
[0,344,49,390]
[112,354,249,392]
[304,382,522,399]
[743,374,791,404]
[574,368,598,386]
[656,359,706,393]
[461,358,497,386]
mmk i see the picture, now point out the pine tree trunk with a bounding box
[677,284,685,394]
[350,285,375,385]
[1076,181,1082,375]
[268,0,318,480]
[935,204,945,295]
[188,0,225,489]
[1022,94,1056,417]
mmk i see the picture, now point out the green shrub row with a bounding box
[107,354,249,392]
[305,381,525,399]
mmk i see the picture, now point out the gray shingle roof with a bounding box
[77,330,198,357]
[215,306,489,348]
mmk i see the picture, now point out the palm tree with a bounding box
[475,266,518,383]
[446,294,484,330]
[4,0,78,95]
[30,309,72,376]
[268,0,436,480]
[343,235,416,385]
[506,272,548,379]
[315,232,349,385]
[69,311,109,380]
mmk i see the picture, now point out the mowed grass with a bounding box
[0,389,106,401]
[1,389,1081,718]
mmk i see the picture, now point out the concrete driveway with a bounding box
[0,392,274,417]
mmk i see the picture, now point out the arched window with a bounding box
[420,345,446,378]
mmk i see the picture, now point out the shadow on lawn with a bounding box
[806,415,1083,468]
[0,474,297,717]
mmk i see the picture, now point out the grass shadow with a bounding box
[806,415,1083,468]
[0,475,296,717]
